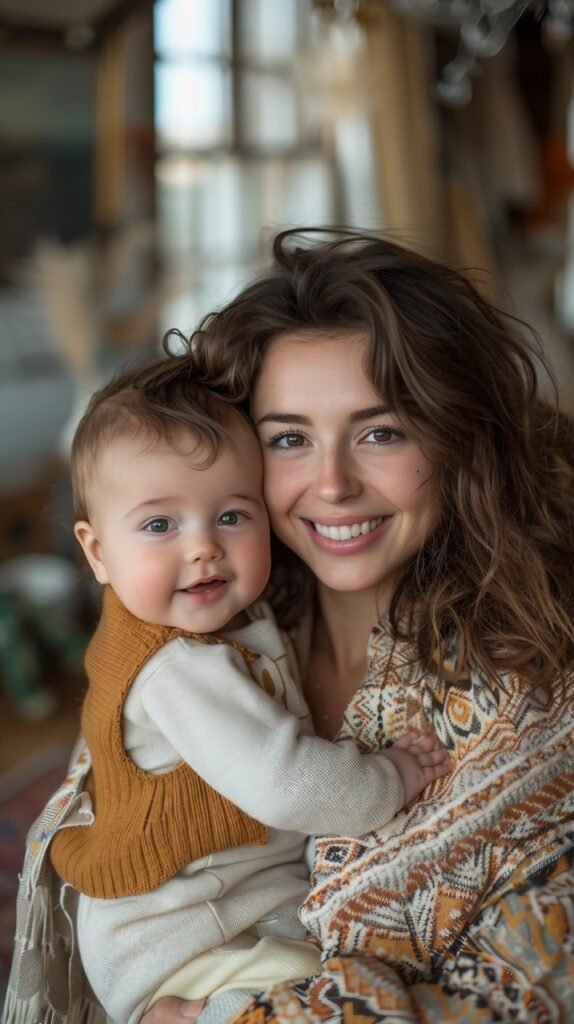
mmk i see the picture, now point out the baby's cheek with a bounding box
[244,535,272,589]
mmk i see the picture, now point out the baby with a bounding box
[49,354,450,1024]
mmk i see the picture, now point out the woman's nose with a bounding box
[313,448,361,504]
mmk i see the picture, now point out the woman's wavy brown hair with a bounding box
[178,228,574,694]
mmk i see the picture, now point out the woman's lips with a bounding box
[303,516,392,554]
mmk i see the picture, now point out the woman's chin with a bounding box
[306,557,396,603]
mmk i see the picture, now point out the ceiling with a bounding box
[0,0,152,47]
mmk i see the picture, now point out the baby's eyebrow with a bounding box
[128,496,178,515]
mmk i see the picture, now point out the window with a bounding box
[154,0,337,337]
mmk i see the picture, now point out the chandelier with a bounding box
[313,1,574,105]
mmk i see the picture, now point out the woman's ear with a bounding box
[74,521,109,584]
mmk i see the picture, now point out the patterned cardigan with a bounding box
[3,618,574,1024]
[235,619,574,1023]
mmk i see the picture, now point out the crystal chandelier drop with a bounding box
[314,1,574,106]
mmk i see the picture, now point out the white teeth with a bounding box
[314,517,384,540]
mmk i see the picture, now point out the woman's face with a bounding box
[252,330,441,608]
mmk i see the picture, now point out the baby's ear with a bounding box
[74,521,109,584]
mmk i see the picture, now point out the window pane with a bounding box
[156,152,337,338]
[156,156,245,260]
[156,153,335,263]
[240,72,299,150]
[334,116,381,228]
[238,0,304,62]
[156,158,200,257]
[159,264,255,341]
[285,158,335,224]
[155,62,231,148]
[193,158,244,258]
[154,0,230,58]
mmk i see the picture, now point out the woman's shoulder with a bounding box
[365,614,427,685]
[365,615,574,739]
[367,613,572,693]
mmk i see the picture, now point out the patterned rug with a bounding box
[0,746,72,988]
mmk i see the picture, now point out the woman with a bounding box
[4,229,573,1024]
[147,229,574,1022]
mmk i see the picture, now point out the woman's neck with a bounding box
[304,585,384,738]
[314,586,380,674]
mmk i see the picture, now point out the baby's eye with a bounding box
[143,518,171,534]
[268,431,308,449]
[218,510,248,527]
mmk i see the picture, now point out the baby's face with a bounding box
[75,428,271,633]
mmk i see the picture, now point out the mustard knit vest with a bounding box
[50,587,267,899]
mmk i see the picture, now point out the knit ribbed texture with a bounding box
[50,587,266,899]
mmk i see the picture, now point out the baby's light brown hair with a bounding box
[71,354,254,522]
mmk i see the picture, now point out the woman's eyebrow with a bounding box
[254,413,310,426]
[350,405,392,422]
[255,406,392,427]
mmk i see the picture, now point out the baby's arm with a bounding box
[135,639,450,836]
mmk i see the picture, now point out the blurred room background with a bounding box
[0,0,573,759]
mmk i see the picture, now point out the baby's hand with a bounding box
[384,731,451,805]
[141,998,206,1024]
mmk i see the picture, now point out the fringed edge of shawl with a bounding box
[1,989,107,1024]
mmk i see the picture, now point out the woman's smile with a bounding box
[253,330,440,608]
[304,515,392,550]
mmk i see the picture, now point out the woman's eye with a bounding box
[362,426,401,445]
[144,518,171,534]
[218,511,247,527]
[268,431,308,449]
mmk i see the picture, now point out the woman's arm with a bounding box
[140,853,574,1024]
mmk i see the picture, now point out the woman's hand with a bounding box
[141,997,206,1024]
[384,731,452,804]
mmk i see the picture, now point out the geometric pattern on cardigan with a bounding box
[232,619,574,1023]
[232,854,574,1022]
